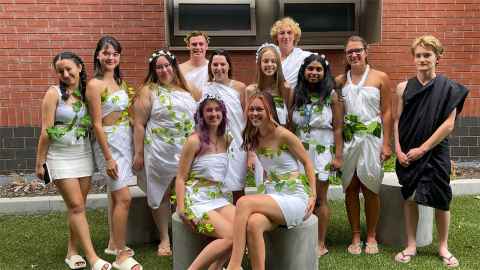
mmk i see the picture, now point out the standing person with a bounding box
[179,31,210,90]
[176,96,236,270]
[36,52,111,270]
[335,36,393,255]
[246,43,293,126]
[132,49,200,257]
[226,93,316,270]
[270,17,312,89]
[290,53,344,257]
[86,36,142,270]
[203,49,247,203]
[394,35,468,268]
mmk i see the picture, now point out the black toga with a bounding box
[396,75,469,210]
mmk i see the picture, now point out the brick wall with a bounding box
[1,0,479,173]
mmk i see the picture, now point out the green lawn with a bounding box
[1,196,479,270]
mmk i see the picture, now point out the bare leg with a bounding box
[226,194,285,270]
[315,180,330,255]
[189,205,236,270]
[66,178,91,257]
[56,178,100,265]
[107,188,115,250]
[361,183,380,245]
[246,213,276,270]
[436,208,458,266]
[345,175,362,245]
[152,187,171,255]
[395,200,418,262]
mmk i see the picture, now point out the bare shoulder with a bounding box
[371,68,390,81]
[185,132,201,150]
[232,80,246,91]
[396,80,408,96]
[277,125,295,141]
[179,61,191,74]
[335,74,347,89]
[245,84,258,96]
[283,80,293,91]
[44,86,60,100]
[86,78,105,91]
[138,84,153,97]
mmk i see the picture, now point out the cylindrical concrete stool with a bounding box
[172,213,211,270]
[377,173,433,247]
[126,186,159,245]
[265,215,318,270]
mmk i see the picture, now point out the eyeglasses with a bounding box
[346,48,364,56]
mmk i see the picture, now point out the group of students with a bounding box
[35,16,468,270]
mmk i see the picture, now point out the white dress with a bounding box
[203,81,247,191]
[184,62,209,91]
[292,92,335,181]
[185,153,231,221]
[93,89,134,192]
[341,65,384,194]
[257,146,310,228]
[46,86,94,180]
[281,47,312,89]
[142,85,197,209]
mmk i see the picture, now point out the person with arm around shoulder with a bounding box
[393,35,468,268]
[335,35,393,255]
[86,36,142,270]
[290,53,344,257]
[226,92,316,270]
[36,51,112,270]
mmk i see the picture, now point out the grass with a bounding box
[1,196,479,270]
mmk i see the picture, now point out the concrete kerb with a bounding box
[1,173,480,215]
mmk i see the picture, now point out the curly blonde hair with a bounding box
[411,35,444,57]
[270,17,302,46]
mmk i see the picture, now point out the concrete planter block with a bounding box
[377,174,433,247]
[126,186,159,245]
[172,212,211,270]
[265,215,318,270]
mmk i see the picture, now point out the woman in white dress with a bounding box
[335,36,392,255]
[202,49,247,203]
[132,49,200,256]
[36,52,111,270]
[270,17,312,89]
[86,36,142,270]
[176,96,236,270]
[226,92,316,270]
[290,53,344,257]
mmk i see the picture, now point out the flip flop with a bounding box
[365,242,379,254]
[112,257,142,270]
[395,251,416,263]
[104,247,135,257]
[65,255,87,269]
[440,255,459,268]
[347,242,362,255]
[91,258,112,270]
[318,247,329,257]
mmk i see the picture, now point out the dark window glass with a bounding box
[285,3,355,32]
[178,4,251,31]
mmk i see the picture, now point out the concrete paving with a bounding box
[1,173,479,215]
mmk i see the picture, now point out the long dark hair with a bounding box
[93,36,123,85]
[194,96,228,154]
[207,49,233,81]
[52,51,87,101]
[143,49,190,92]
[293,54,334,109]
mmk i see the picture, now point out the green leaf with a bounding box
[46,126,68,141]
[302,142,310,150]
[257,183,266,194]
[72,101,82,113]
[315,144,326,154]
[274,181,285,192]
[330,145,336,154]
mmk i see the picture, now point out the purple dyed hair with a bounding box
[194,96,228,154]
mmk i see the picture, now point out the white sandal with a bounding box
[91,259,112,270]
[104,246,134,257]
[65,255,87,269]
[112,257,142,270]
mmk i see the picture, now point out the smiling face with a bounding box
[188,35,208,59]
[155,56,175,85]
[304,60,324,84]
[211,55,230,81]
[260,49,278,77]
[54,59,82,88]
[247,97,269,128]
[202,100,223,128]
[413,45,438,73]
[345,40,367,67]
[96,44,120,72]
